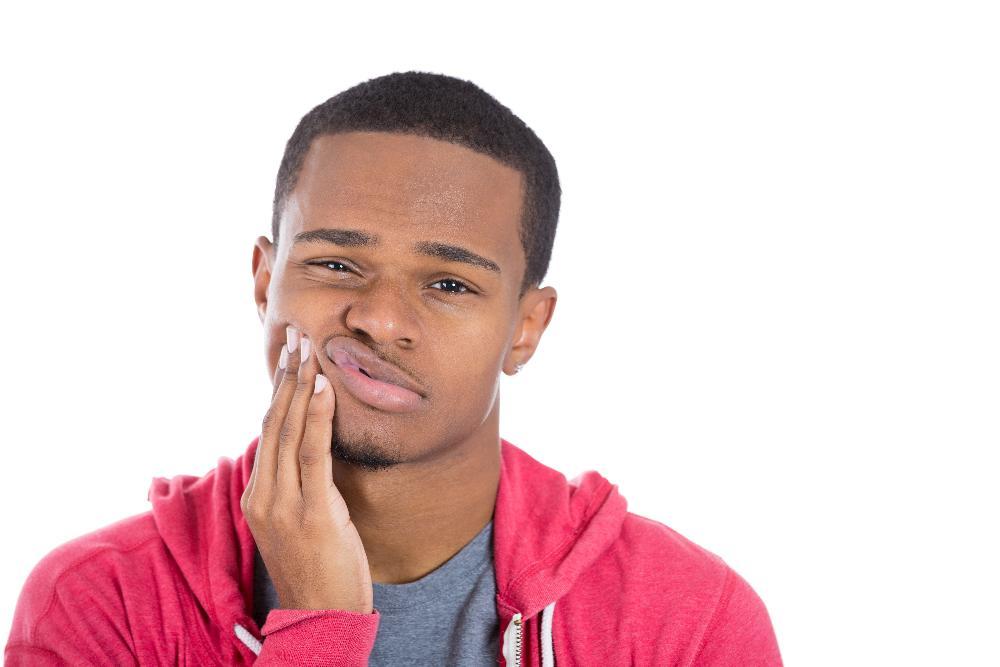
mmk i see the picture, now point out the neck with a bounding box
[330,406,502,585]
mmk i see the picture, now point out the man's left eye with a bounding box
[430,278,470,294]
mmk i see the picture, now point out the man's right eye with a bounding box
[308,260,351,272]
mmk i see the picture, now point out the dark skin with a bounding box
[243,131,557,610]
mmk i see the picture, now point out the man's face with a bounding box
[253,131,550,470]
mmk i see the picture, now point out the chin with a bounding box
[330,413,408,471]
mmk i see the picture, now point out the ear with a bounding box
[503,285,558,375]
[252,236,276,325]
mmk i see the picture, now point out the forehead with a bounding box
[284,131,525,272]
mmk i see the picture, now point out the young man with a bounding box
[5,72,782,665]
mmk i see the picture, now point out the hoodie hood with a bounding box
[148,435,628,659]
[492,438,628,620]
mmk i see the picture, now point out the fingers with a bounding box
[251,326,301,503]
[299,362,337,510]
[246,343,288,502]
[243,426,264,507]
[272,343,288,400]
[243,345,284,514]
[275,329,319,499]
[244,324,338,522]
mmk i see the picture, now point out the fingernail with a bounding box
[286,325,299,353]
[278,344,288,370]
[300,335,311,360]
[314,374,328,394]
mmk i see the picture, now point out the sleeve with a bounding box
[690,567,783,666]
[254,607,381,665]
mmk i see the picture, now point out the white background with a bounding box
[2,2,997,664]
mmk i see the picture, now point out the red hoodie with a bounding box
[5,435,782,665]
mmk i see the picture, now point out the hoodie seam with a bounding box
[501,532,576,600]
[688,563,733,664]
[500,480,614,600]
[25,533,163,646]
[4,642,65,660]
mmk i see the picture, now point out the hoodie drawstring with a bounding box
[540,600,556,666]
[234,622,262,656]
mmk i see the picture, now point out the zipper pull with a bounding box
[502,612,524,666]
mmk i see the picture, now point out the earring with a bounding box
[513,363,524,374]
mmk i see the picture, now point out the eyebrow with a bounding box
[292,228,501,274]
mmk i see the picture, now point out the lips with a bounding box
[325,337,425,398]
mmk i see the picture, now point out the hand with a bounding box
[241,325,374,613]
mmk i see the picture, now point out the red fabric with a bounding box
[5,436,782,665]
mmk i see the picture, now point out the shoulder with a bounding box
[612,511,733,592]
[597,512,782,664]
[614,510,775,614]
[22,510,164,592]
[9,511,168,644]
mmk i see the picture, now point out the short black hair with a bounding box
[271,71,560,298]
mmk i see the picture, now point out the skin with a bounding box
[244,131,557,608]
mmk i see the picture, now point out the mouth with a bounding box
[330,359,426,413]
[325,337,426,413]
[342,359,378,382]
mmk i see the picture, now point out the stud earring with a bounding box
[513,363,524,374]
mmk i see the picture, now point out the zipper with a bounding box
[513,613,523,667]
[503,612,524,667]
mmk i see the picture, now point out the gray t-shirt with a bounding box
[252,520,499,666]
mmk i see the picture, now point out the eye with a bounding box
[310,260,352,273]
[429,278,472,294]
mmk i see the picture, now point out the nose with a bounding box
[343,277,419,349]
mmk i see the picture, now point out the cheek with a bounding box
[266,289,331,338]
[438,340,505,399]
